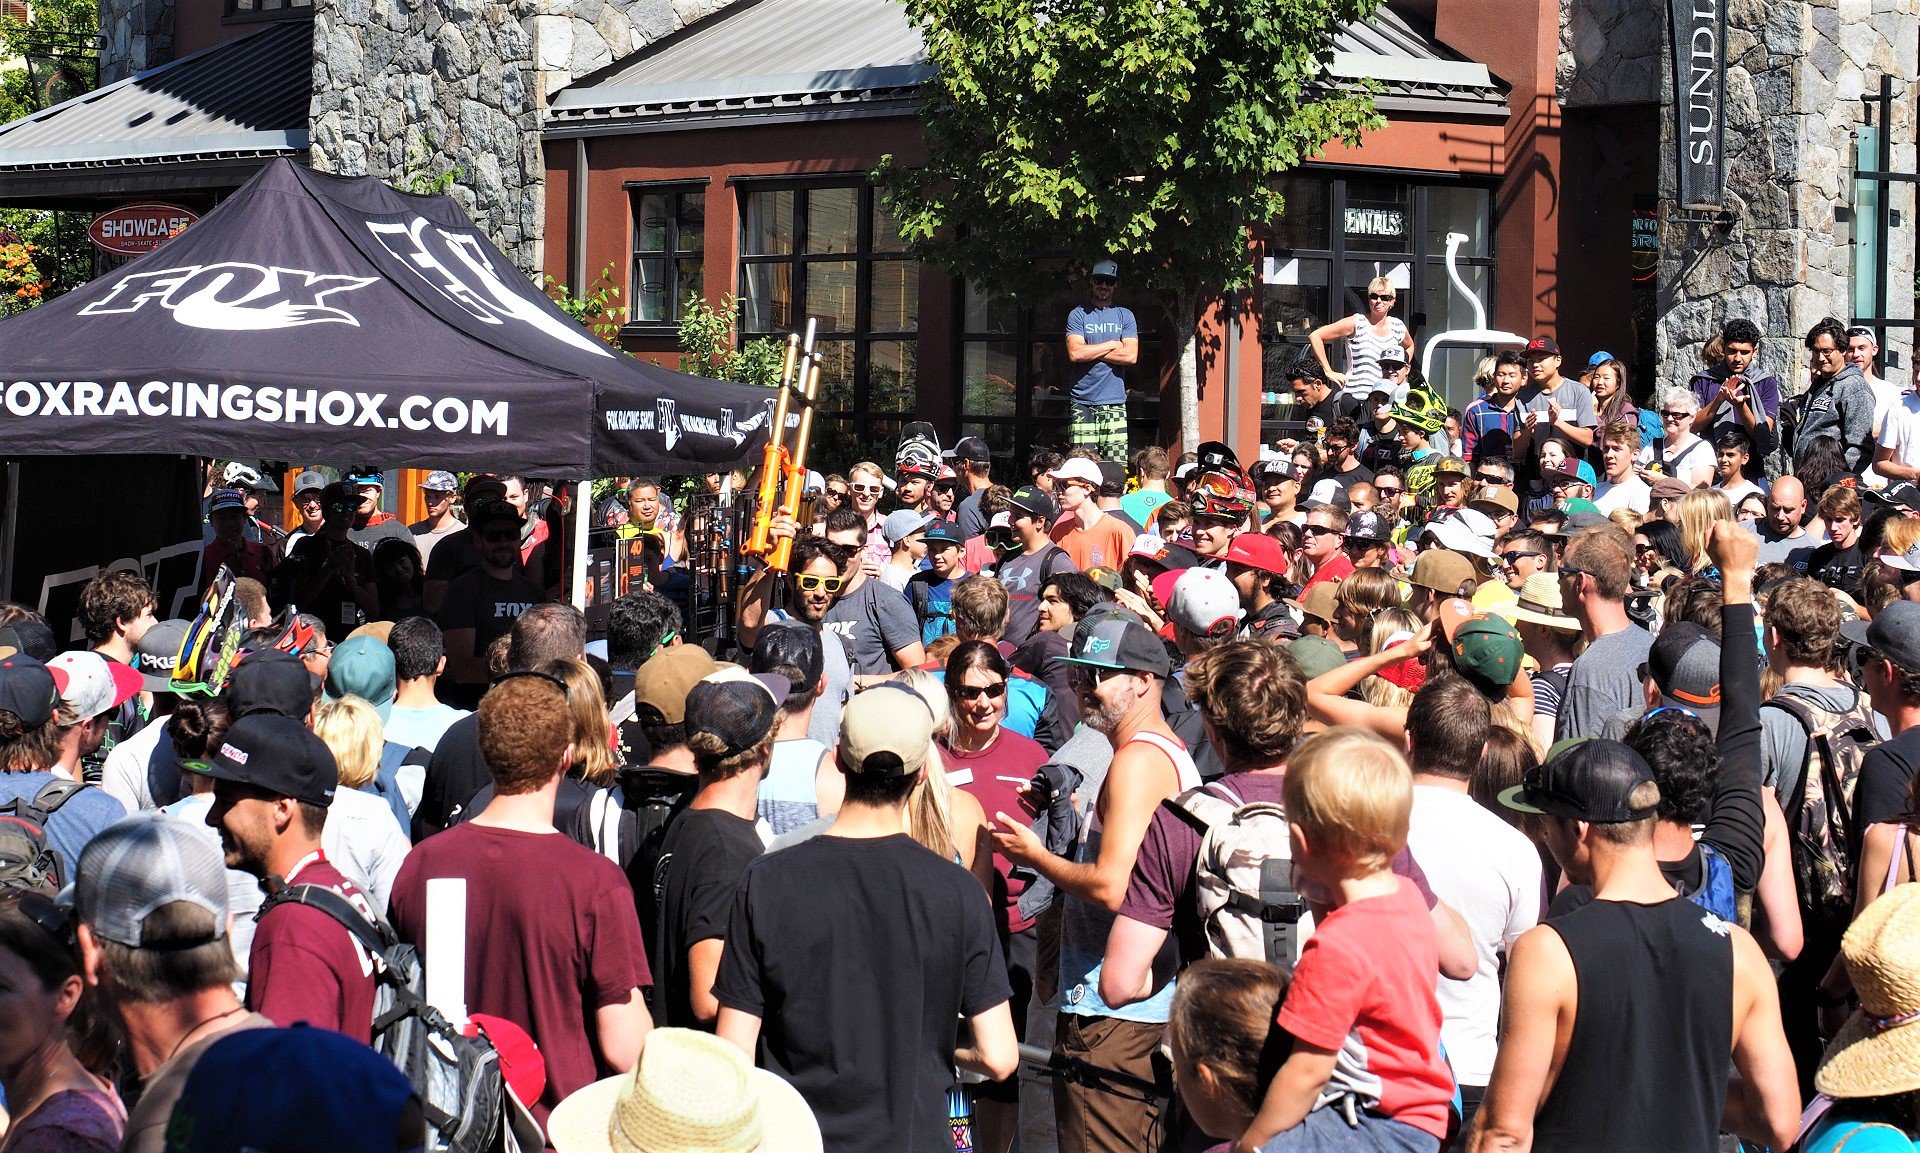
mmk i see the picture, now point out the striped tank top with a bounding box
[1342,313,1410,399]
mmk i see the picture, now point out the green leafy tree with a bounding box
[543,262,627,346]
[881,0,1383,449]
[0,0,99,303]
[677,292,784,389]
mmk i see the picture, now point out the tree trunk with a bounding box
[1177,288,1201,454]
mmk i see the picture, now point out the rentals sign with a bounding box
[1671,0,1727,208]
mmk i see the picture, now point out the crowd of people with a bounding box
[3,305,1920,1153]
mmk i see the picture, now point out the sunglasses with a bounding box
[1367,293,1396,302]
[1476,472,1509,484]
[0,887,69,942]
[850,483,883,495]
[953,682,1008,702]
[1642,704,1701,723]
[794,573,847,594]
[825,488,849,500]
[1501,551,1543,565]
[1068,664,1128,685]
[1661,410,1690,420]
[1376,485,1403,496]
[1092,275,1118,286]
[1303,524,1341,537]
[480,528,519,543]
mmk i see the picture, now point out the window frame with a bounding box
[222,0,313,23]
[621,181,707,333]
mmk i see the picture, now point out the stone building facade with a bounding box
[94,0,736,272]
[1562,0,1918,396]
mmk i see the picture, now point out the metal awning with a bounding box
[0,21,311,204]
[546,0,1509,137]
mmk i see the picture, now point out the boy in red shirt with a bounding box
[1233,727,1453,1153]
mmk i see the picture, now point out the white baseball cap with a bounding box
[1049,458,1104,487]
[1166,568,1244,638]
[47,651,142,721]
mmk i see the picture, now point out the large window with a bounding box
[1259,173,1493,441]
[629,187,704,324]
[737,182,918,471]
[956,271,1162,472]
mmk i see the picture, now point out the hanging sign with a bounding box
[1670,0,1727,208]
[88,203,198,256]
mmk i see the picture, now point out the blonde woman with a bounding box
[1361,607,1423,709]
[890,669,996,894]
[304,696,410,911]
[1309,275,1415,400]
[542,657,618,785]
[1673,488,1735,573]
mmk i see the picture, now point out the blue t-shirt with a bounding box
[0,774,128,883]
[1067,304,1138,405]
[908,572,957,647]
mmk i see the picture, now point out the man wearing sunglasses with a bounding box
[1554,525,1653,743]
[1065,260,1139,462]
[436,495,551,704]
[276,481,379,644]
[1048,457,1136,572]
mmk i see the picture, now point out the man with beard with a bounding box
[990,608,1199,1153]
[438,494,551,704]
[738,528,855,749]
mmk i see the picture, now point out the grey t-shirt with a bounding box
[1518,377,1599,430]
[1555,624,1655,743]
[1756,527,1822,574]
[995,545,1073,647]
[824,579,921,675]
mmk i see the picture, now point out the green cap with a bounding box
[1286,635,1347,681]
[1450,613,1524,687]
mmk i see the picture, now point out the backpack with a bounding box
[0,781,86,892]
[579,768,698,925]
[258,883,543,1153]
[1766,691,1878,927]
[1163,782,1308,970]
[1683,841,1739,923]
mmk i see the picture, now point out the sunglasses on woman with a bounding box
[794,573,847,594]
[953,682,1008,702]
[1368,293,1396,302]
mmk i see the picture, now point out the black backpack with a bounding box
[258,884,543,1153]
[0,781,87,892]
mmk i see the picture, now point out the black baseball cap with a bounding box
[1096,461,1127,493]
[1006,486,1058,523]
[923,522,965,548]
[953,436,992,464]
[469,494,524,529]
[1524,335,1561,358]
[1062,608,1171,677]
[227,651,316,720]
[684,669,789,762]
[1501,738,1660,823]
[204,713,339,807]
[0,621,57,663]
[0,655,60,729]
[750,622,823,692]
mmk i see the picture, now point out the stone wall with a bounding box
[1558,0,1659,107]
[308,0,546,271]
[98,0,172,83]
[524,0,729,103]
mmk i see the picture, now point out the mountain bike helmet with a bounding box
[1188,465,1254,522]
[1389,388,1448,434]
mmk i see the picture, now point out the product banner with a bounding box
[1671,0,1728,208]
[0,160,773,477]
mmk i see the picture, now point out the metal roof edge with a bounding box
[552,63,932,110]
[0,130,311,169]
[544,96,919,137]
[1326,51,1496,92]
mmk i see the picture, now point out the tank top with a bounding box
[757,737,830,838]
[1060,729,1200,1023]
[1534,898,1733,1153]
[1341,313,1410,399]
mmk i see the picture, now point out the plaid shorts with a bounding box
[1071,401,1130,462]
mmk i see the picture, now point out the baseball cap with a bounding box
[226,650,317,720]
[838,685,933,778]
[1006,486,1058,523]
[1409,549,1477,596]
[750,622,824,692]
[167,1025,423,1153]
[1501,738,1660,823]
[633,645,719,725]
[1865,601,1920,672]
[987,511,1013,531]
[1562,508,1611,533]
[132,619,191,693]
[1063,609,1172,677]
[1874,482,1920,514]
[291,469,328,496]
[1344,510,1390,543]
[1433,456,1470,479]
[1524,335,1561,357]
[318,481,356,520]
[1286,635,1347,680]
[204,713,339,807]
[46,652,141,722]
[1469,487,1520,517]
[1163,569,1243,638]
[0,655,62,729]
[207,488,248,516]
[923,522,965,548]
[68,812,228,948]
[1172,462,1199,483]
[323,634,397,723]
[1643,621,1722,729]
[883,509,935,547]
[1437,600,1524,687]
[1096,460,1128,493]
[468,494,524,528]
[464,473,508,504]
[1587,350,1615,368]
[685,669,790,762]
[0,622,56,664]
[1091,259,1120,278]
[346,472,383,488]
[1550,460,1599,488]
[1421,511,1495,560]
[420,470,458,493]
[1223,532,1289,576]
[1649,476,1694,502]
[953,436,992,464]
[1376,347,1408,369]
[1049,458,1104,487]
[1287,580,1340,625]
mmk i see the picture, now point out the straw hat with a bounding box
[548,1029,822,1153]
[1816,883,1920,1098]
[1503,572,1580,631]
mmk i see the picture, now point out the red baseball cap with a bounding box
[1222,532,1288,576]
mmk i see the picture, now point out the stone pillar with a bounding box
[523,0,732,106]
[1654,0,1918,399]
[98,0,174,84]
[308,0,546,272]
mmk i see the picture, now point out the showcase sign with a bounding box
[88,203,197,256]
[1671,0,1727,208]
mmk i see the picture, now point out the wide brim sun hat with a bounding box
[1816,883,1920,1099]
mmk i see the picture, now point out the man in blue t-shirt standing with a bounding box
[1065,259,1139,462]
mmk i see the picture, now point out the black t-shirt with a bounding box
[1306,393,1360,430]
[1856,727,1920,852]
[1329,461,1375,489]
[274,535,377,642]
[714,834,1012,1153]
[414,713,486,840]
[424,527,482,586]
[437,569,550,658]
[652,808,763,1029]
[1808,540,1866,598]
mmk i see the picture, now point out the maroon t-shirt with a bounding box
[1119,772,1288,963]
[245,856,377,1044]
[945,730,1046,932]
[388,824,652,1123]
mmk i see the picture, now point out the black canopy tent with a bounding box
[0,158,778,606]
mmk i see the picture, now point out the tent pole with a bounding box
[0,462,16,603]
[570,479,591,612]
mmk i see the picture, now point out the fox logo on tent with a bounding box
[77,263,378,330]
[657,398,679,450]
